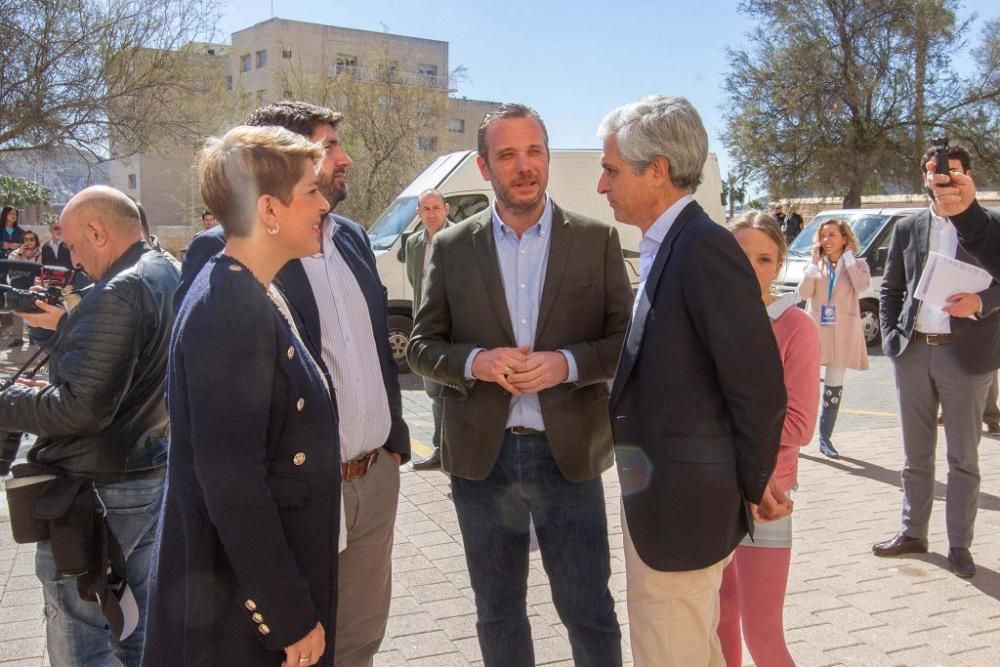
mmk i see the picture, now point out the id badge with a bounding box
[820,304,837,326]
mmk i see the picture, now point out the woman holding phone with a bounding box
[797,218,871,457]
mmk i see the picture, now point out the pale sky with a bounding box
[220,0,1000,194]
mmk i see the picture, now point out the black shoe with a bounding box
[948,548,976,578]
[412,448,442,471]
[7,337,23,348]
[872,532,928,557]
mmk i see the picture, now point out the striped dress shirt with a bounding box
[301,219,391,463]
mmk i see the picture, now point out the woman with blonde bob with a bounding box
[718,211,820,666]
[797,218,871,457]
[144,126,338,667]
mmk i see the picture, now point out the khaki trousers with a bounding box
[334,450,400,667]
[623,507,730,667]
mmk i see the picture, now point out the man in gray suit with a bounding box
[405,189,452,470]
[407,103,632,666]
[874,143,1000,578]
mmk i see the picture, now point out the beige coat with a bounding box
[798,252,871,370]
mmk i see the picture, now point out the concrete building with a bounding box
[110,18,499,252]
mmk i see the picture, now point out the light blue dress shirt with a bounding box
[633,194,694,319]
[463,196,579,430]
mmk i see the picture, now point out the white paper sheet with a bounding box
[914,251,993,308]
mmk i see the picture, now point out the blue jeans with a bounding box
[451,432,621,667]
[35,476,165,667]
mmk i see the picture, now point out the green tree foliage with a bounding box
[723,0,1000,207]
[0,0,219,161]
[0,175,51,208]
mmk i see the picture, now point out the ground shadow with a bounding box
[800,452,1000,511]
[913,551,1000,601]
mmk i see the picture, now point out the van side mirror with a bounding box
[397,231,413,263]
[872,247,888,273]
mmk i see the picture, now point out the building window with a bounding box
[335,54,358,76]
[240,53,251,72]
[377,95,396,111]
[282,49,293,59]
[417,136,438,152]
[255,50,268,68]
[127,174,137,190]
[225,75,233,90]
[417,63,438,85]
[448,118,465,133]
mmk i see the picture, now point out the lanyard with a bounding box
[827,259,837,301]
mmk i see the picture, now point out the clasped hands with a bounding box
[471,345,567,395]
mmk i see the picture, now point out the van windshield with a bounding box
[369,196,418,250]
[788,212,891,257]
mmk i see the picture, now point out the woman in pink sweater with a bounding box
[719,212,821,667]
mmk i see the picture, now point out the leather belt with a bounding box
[507,426,544,436]
[915,331,952,346]
[342,449,379,480]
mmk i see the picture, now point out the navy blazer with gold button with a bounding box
[144,255,342,666]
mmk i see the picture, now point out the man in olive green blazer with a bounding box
[406,103,632,666]
[408,202,632,480]
[405,189,452,470]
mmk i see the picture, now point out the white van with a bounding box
[368,149,725,371]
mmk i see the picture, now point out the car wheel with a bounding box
[860,300,881,347]
[387,314,412,373]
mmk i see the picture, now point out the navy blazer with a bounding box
[144,256,341,665]
[610,201,786,572]
[177,216,410,461]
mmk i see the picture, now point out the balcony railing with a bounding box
[331,64,450,90]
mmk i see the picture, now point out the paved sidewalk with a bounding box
[3,383,1000,665]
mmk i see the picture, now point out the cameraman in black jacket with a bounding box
[0,186,179,666]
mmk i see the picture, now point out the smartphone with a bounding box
[933,136,951,184]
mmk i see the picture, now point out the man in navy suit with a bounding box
[180,102,409,666]
[598,95,788,665]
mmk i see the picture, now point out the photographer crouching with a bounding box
[0,186,180,665]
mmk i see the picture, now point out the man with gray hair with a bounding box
[599,95,788,665]
[0,185,179,665]
[406,188,452,470]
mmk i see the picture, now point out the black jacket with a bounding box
[41,241,73,270]
[950,201,1000,282]
[0,241,180,478]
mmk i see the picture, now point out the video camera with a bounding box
[0,263,76,314]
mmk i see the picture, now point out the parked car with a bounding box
[775,207,923,347]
